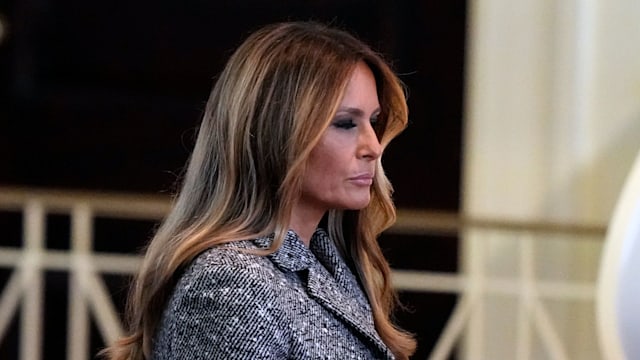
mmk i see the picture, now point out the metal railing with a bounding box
[0,186,607,360]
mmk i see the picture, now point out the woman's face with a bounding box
[298,61,382,216]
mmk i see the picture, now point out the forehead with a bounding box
[338,61,380,108]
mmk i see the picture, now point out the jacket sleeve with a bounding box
[152,263,291,359]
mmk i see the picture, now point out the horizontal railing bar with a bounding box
[394,209,607,237]
[0,186,170,220]
[392,270,463,292]
[0,250,595,299]
[0,186,607,236]
[391,270,595,299]
[0,248,141,274]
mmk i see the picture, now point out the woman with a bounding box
[105,21,416,359]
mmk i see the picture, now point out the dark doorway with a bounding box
[0,1,466,358]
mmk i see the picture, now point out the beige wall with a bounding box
[462,0,640,358]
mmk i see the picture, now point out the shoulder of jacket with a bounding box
[177,242,281,290]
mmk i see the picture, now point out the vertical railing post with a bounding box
[462,229,486,359]
[68,203,93,360]
[516,233,535,359]
[21,200,45,360]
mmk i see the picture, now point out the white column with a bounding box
[462,0,640,358]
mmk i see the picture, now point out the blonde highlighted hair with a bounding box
[104,21,416,359]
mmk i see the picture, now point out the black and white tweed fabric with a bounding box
[152,228,394,359]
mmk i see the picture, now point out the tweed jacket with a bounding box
[152,228,394,359]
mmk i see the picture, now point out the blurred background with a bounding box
[0,0,639,359]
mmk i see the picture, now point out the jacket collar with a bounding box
[253,230,315,271]
[253,229,394,360]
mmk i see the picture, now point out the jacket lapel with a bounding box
[257,230,395,359]
[305,265,394,359]
[306,229,395,360]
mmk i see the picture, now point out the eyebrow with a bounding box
[335,107,381,117]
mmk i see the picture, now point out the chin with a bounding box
[343,198,371,210]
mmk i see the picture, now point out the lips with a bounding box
[348,173,374,186]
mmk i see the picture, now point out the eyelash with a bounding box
[332,117,380,130]
[333,119,357,129]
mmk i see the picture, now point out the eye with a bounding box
[370,115,379,127]
[332,118,357,129]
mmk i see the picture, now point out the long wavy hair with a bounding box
[104,21,416,359]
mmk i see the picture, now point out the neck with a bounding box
[289,201,326,246]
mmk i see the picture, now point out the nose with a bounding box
[357,123,382,160]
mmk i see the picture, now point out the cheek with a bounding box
[303,153,339,197]
[304,158,339,197]
[304,133,354,193]
[307,142,338,175]
[310,156,338,176]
